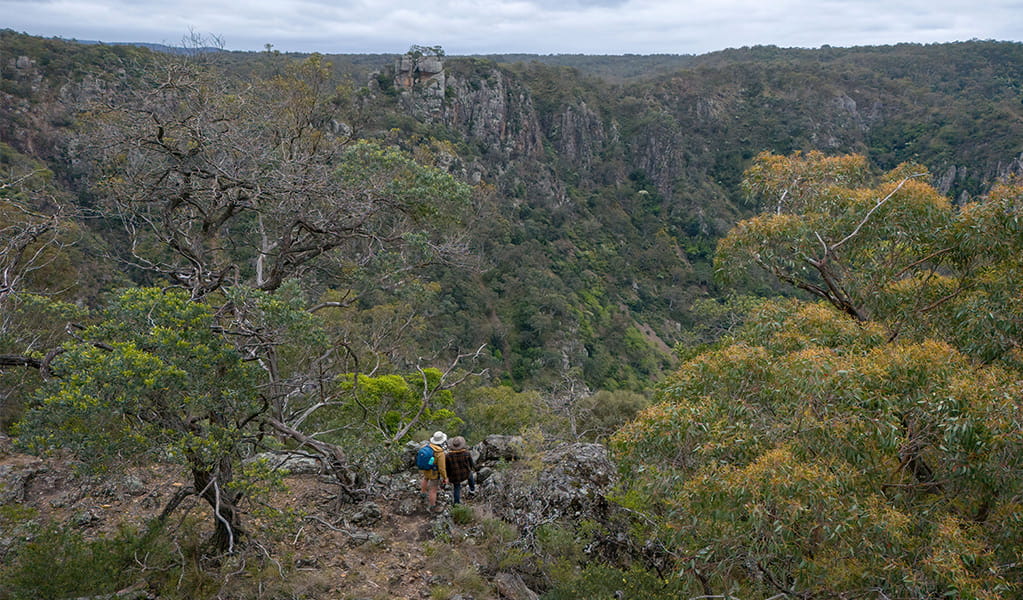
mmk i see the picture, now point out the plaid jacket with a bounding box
[445,448,475,484]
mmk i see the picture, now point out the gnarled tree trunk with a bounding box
[191,458,245,553]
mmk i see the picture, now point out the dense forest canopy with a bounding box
[1,30,1023,599]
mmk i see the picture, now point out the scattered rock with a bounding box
[393,495,420,516]
[349,530,384,546]
[295,557,320,569]
[121,474,147,496]
[429,513,455,539]
[494,571,540,600]
[73,508,102,528]
[348,501,383,526]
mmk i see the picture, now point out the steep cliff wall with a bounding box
[4,33,1022,390]
[378,45,1023,387]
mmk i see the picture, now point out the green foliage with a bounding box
[673,293,765,359]
[615,300,1023,597]
[476,516,533,573]
[449,503,473,525]
[9,29,1022,392]
[532,519,688,600]
[305,369,462,447]
[0,522,161,600]
[0,294,88,429]
[612,154,1023,598]
[718,152,951,324]
[4,30,1023,597]
[16,287,261,472]
[544,564,682,600]
[456,385,545,438]
[719,152,1023,369]
[336,139,472,224]
[564,389,650,442]
[0,512,325,600]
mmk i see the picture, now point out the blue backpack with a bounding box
[416,444,437,470]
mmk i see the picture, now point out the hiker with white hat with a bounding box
[416,431,449,513]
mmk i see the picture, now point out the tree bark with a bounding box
[191,459,245,553]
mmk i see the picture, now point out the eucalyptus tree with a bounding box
[18,288,261,553]
[612,153,1023,598]
[10,49,477,552]
[88,52,471,414]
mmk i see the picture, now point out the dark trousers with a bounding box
[452,473,477,504]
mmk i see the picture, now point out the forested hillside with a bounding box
[2,30,1023,599]
[3,32,1022,393]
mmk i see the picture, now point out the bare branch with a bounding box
[830,173,926,253]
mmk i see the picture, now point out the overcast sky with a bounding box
[2,0,1021,55]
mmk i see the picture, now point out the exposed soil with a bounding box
[0,443,502,600]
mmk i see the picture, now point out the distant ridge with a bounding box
[72,39,226,54]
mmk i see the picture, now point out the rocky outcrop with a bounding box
[395,52,446,120]
[481,441,616,532]
[476,434,525,462]
[394,54,444,91]
[494,571,541,600]
[442,69,545,160]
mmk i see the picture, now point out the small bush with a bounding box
[543,564,683,600]
[0,523,147,599]
[450,503,473,525]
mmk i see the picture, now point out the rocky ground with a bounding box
[0,435,616,600]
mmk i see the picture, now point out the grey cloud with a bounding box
[0,0,1019,55]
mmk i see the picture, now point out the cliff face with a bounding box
[444,70,545,160]
[379,45,1023,388]
[393,47,1023,219]
[4,34,1022,390]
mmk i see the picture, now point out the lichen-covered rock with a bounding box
[535,442,615,508]
[346,501,383,527]
[485,441,616,533]
[494,571,540,600]
[476,434,524,463]
[244,451,323,475]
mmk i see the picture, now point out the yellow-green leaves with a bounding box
[613,296,1023,598]
[721,152,1023,368]
[740,150,872,213]
[305,368,463,445]
[18,288,260,472]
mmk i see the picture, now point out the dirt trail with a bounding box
[1,450,487,600]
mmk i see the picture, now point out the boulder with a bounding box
[494,571,540,600]
[244,451,322,475]
[476,434,524,463]
[484,442,616,533]
[536,442,615,507]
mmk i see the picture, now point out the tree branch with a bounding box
[830,173,926,253]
